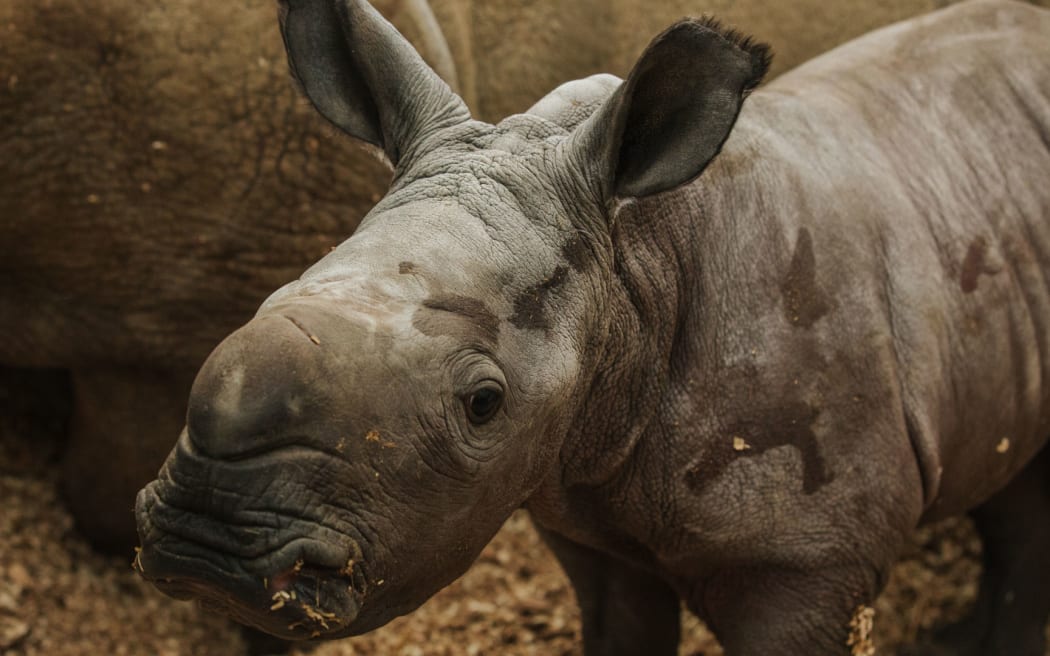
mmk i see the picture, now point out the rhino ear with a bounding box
[573,18,771,200]
[278,0,470,166]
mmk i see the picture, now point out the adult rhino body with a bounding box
[432,0,1050,120]
[135,0,1050,653]
[9,0,1029,555]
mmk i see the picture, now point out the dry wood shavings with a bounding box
[0,616,29,649]
[300,603,338,629]
[339,559,355,577]
[270,590,294,611]
[0,470,245,655]
[847,605,876,656]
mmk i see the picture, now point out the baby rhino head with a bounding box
[134,0,767,640]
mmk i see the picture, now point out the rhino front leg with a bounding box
[62,367,194,553]
[536,525,681,656]
[698,563,884,655]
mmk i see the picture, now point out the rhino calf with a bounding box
[135,0,1050,653]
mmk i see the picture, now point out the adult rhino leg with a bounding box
[62,367,194,553]
[535,524,681,656]
[913,448,1050,656]
[0,366,70,456]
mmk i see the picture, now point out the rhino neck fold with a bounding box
[527,184,711,540]
[526,116,785,547]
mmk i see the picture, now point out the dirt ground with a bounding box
[0,380,1044,656]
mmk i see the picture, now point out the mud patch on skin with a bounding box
[685,401,833,496]
[781,228,833,328]
[561,235,592,273]
[510,266,569,331]
[959,236,1002,293]
[413,295,500,344]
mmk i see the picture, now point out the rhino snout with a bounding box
[187,308,343,460]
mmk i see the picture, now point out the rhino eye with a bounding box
[464,385,503,425]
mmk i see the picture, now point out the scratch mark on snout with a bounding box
[284,315,321,345]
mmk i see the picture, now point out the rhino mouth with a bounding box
[133,436,378,639]
[136,482,370,639]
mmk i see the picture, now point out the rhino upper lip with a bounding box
[136,430,382,637]
[142,432,367,562]
[139,479,364,571]
[138,484,371,638]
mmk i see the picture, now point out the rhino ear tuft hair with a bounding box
[278,0,471,167]
[571,17,771,200]
[690,16,773,96]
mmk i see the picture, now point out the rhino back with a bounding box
[684,0,1050,535]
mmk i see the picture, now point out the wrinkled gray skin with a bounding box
[137,0,1049,653]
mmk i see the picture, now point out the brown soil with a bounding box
[0,390,1044,656]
